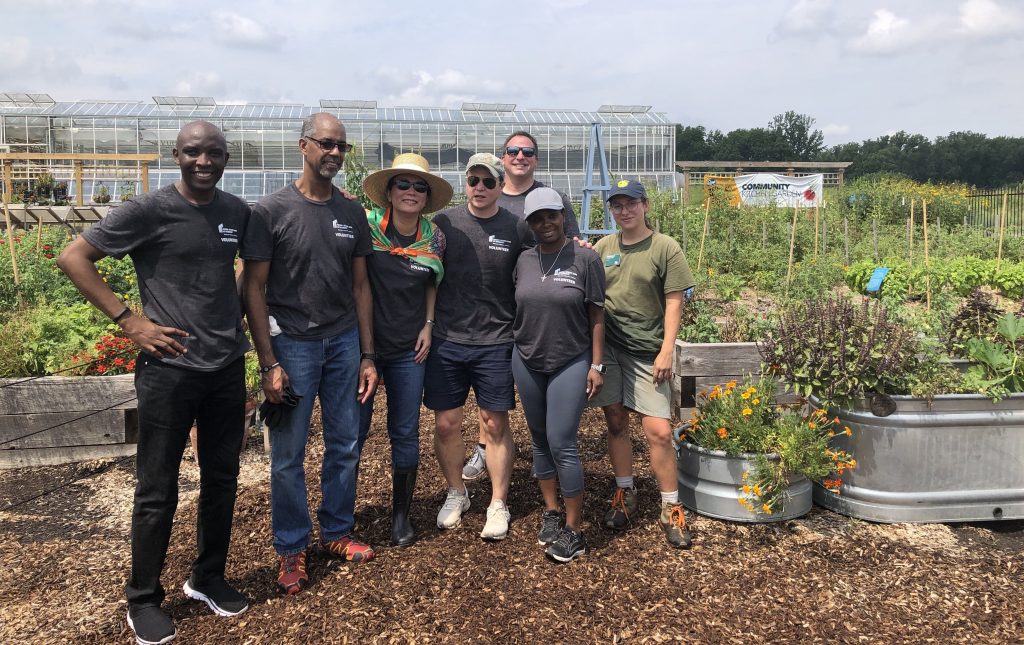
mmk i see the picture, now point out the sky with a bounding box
[1,0,1022,146]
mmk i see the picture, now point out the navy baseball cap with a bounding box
[607,179,647,201]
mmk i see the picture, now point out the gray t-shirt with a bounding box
[82,184,250,371]
[366,221,447,361]
[432,204,533,345]
[242,183,372,340]
[498,180,581,238]
[513,245,605,373]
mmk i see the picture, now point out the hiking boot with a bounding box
[276,552,308,595]
[127,605,176,645]
[183,576,249,617]
[545,527,587,563]
[660,502,693,549]
[320,536,375,562]
[480,499,511,541]
[603,487,639,530]
[437,487,471,529]
[537,509,566,545]
[462,445,488,481]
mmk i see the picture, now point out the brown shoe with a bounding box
[603,487,639,530]
[660,502,693,549]
[320,536,375,562]
[277,552,308,595]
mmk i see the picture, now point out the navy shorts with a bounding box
[423,339,515,412]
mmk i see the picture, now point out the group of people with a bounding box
[57,114,695,645]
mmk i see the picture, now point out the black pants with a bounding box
[125,354,245,608]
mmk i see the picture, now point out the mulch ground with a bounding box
[1,393,1022,644]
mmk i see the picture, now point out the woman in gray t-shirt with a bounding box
[511,187,606,563]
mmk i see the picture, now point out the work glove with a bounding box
[259,384,302,430]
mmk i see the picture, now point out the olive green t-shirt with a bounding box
[593,232,695,359]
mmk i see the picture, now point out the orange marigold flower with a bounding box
[726,380,737,389]
[828,430,835,438]
[753,484,762,496]
[808,421,817,429]
[741,391,751,400]
[742,484,752,495]
[761,503,772,514]
[833,417,840,424]
[844,427,853,436]
[717,427,728,439]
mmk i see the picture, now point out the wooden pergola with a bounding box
[1,152,160,285]
[675,160,853,204]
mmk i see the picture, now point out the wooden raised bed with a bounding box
[0,375,138,468]
[671,340,763,418]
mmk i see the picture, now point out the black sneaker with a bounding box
[603,487,639,530]
[127,605,176,645]
[183,576,249,617]
[537,509,566,545]
[545,527,587,563]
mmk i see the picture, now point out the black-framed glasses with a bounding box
[304,136,353,153]
[467,175,498,189]
[505,146,536,158]
[609,199,643,214]
[390,178,430,194]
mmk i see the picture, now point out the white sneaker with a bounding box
[437,487,471,529]
[480,499,511,541]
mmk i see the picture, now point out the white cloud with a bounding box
[0,37,30,72]
[957,0,1024,37]
[212,11,280,49]
[848,9,917,54]
[173,71,225,96]
[776,0,835,36]
[372,67,515,107]
[821,123,850,138]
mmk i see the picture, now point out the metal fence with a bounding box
[967,191,1024,236]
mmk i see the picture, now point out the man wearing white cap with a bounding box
[424,153,532,541]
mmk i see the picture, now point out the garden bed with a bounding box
[0,395,1021,643]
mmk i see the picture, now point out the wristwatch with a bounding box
[590,363,606,374]
[360,352,377,362]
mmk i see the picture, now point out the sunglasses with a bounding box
[390,178,430,194]
[505,146,536,158]
[467,175,498,189]
[304,136,353,153]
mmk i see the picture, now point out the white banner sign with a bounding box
[734,173,823,207]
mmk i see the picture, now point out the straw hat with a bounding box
[362,153,453,214]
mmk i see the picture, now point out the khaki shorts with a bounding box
[587,344,672,419]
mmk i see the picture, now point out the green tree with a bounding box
[768,111,824,160]
[343,146,374,210]
[675,124,712,161]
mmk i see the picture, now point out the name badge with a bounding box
[604,254,621,267]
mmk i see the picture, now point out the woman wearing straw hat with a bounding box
[358,153,452,547]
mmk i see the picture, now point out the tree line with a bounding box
[676,111,1024,189]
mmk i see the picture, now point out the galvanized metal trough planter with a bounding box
[812,394,1024,523]
[674,427,812,523]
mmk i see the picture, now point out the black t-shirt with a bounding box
[513,244,605,373]
[82,184,251,371]
[432,204,533,345]
[498,180,581,239]
[242,183,372,340]
[366,221,447,361]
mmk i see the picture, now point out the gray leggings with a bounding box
[511,349,589,497]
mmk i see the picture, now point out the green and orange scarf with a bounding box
[367,207,445,286]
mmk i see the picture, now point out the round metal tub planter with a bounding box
[674,427,812,523]
[811,394,1024,523]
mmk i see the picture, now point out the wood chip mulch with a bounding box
[1,394,1022,644]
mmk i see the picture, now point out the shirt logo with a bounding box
[604,254,621,267]
[218,223,238,244]
[553,268,578,284]
[333,219,355,239]
[409,262,431,273]
[488,234,511,252]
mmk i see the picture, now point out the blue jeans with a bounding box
[269,327,361,556]
[358,350,424,471]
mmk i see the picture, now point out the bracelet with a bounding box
[360,352,377,362]
[425,319,435,326]
[260,362,280,374]
[112,306,132,324]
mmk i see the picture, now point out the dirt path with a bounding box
[1,402,1021,644]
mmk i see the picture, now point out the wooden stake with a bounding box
[785,205,798,297]
[813,204,820,260]
[908,199,915,294]
[844,216,849,266]
[923,200,931,312]
[2,160,20,287]
[696,197,711,273]
[997,191,1008,270]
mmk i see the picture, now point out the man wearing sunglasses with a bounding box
[460,131,582,483]
[243,112,378,595]
[426,153,533,541]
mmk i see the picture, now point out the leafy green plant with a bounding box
[759,295,918,408]
[963,313,1024,400]
[678,298,721,343]
[0,303,115,377]
[944,288,1003,357]
[683,376,855,514]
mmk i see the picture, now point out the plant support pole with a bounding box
[908,199,915,294]
[923,200,931,312]
[813,204,820,260]
[2,160,20,286]
[997,191,1008,271]
[785,205,798,297]
[696,197,711,273]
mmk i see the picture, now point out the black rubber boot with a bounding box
[391,467,417,547]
